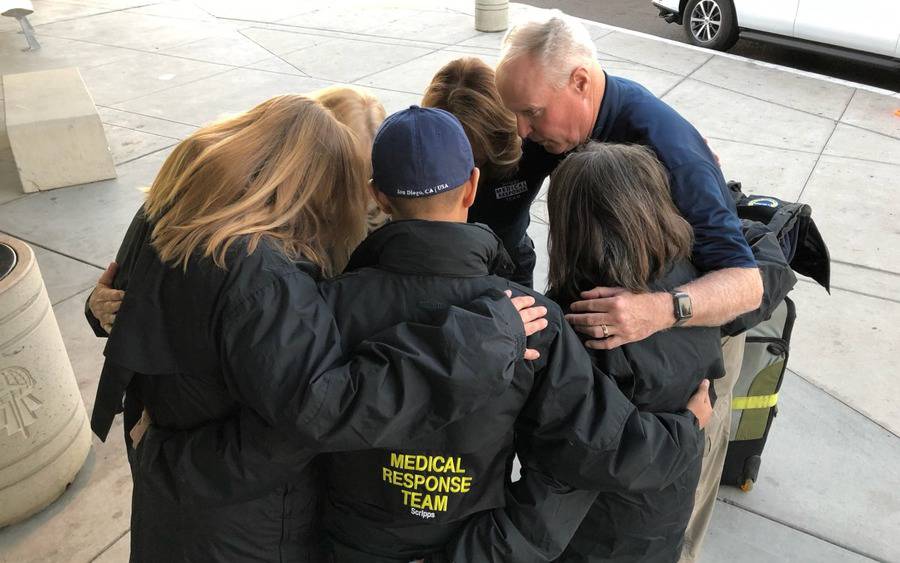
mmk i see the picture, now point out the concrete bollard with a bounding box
[475,0,508,33]
[0,236,91,528]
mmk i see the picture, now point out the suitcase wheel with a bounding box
[739,455,762,493]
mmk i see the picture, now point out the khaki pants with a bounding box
[679,332,746,562]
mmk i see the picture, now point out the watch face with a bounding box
[675,293,693,319]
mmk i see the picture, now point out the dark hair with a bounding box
[547,143,694,304]
[422,57,521,182]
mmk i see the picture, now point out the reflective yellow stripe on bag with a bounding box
[732,394,779,410]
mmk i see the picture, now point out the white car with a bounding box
[652,0,900,68]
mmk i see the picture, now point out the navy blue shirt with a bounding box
[472,73,756,274]
[584,74,755,271]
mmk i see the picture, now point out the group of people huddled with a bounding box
[86,11,763,563]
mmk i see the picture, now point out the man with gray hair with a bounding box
[492,10,764,562]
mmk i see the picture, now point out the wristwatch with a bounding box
[670,290,693,327]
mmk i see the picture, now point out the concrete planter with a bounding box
[3,67,115,192]
[0,236,91,527]
[475,0,508,32]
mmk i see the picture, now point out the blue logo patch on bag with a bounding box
[748,197,779,208]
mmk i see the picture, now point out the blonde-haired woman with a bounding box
[86,94,540,562]
[309,85,390,231]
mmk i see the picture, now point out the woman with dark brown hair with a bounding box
[423,57,558,288]
[547,142,724,563]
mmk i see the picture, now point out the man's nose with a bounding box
[516,116,531,139]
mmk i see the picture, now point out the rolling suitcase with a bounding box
[721,296,796,491]
[719,182,829,492]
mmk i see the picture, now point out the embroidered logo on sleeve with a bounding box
[494,180,528,200]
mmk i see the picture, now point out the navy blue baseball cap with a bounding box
[371,105,474,198]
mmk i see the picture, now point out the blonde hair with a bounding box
[309,85,389,231]
[144,94,369,277]
[422,57,521,182]
[500,10,597,87]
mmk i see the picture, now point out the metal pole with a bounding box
[16,16,40,51]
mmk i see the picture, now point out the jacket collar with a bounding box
[346,220,514,277]
[591,72,618,142]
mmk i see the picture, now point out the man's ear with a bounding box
[571,66,590,94]
[461,167,480,209]
[368,182,393,215]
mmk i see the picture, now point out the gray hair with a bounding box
[499,10,598,87]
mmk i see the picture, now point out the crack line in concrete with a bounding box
[226,18,466,49]
[0,231,106,271]
[659,52,712,99]
[89,527,131,562]
[829,259,900,278]
[28,3,157,30]
[115,142,179,167]
[717,498,886,562]
[705,134,900,169]
[796,277,900,306]
[788,368,900,441]
[31,20,233,56]
[106,66,241,107]
[350,44,447,86]
[690,75,856,122]
[818,146,900,169]
[0,194,27,208]
[796,88,855,201]
[236,28,310,77]
[95,105,200,130]
[100,122,182,142]
[705,135,819,155]
[243,25,445,53]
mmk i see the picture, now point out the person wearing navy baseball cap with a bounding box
[317,103,711,562]
[368,105,480,221]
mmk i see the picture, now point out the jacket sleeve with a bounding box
[219,271,524,449]
[134,272,525,504]
[84,206,149,338]
[432,467,598,563]
[84,291,108,337]
[135,405,315,505]
[430,318,703,563]
[516,319,704,492]
[721,219,797,336]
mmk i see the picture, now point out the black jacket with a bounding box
[87,209,526,562]
[467,143,557,288]
[316,220,704,561]
[554,261,724,563]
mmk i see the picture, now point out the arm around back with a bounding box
[218,272,524,449]
[135,272,527,504]
[517,314,704,492]
[433,304,704,562]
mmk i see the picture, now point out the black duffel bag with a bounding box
[721,182,830,336]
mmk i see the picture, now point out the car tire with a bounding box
[683,0,739,51]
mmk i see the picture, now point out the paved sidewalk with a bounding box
[0,1,898,562]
